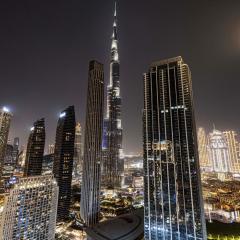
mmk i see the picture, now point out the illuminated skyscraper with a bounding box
[2,144,14,184]
[0,175,58,240]
[223,131,240,173]
[48,144,55,154]
[24,118,45,177]
[209,129,230,173]
[143,57,206,239]
[81,60,104,227]
[12,137,19,165]
[0,107,12,184]
[73,122,83,179]
[197,127,211,170]
[102,1,123,189]
[53,106,75,221]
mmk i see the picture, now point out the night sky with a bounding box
[1,0,240,154]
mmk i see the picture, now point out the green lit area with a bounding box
[207,221,240,239]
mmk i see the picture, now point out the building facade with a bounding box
[12,138,19,166]
[24,118,45,176]
[223,131,240,173]
[102,2,123,189]
[197,127,211,171]
[42,154,54,175]
[73,122,83,180]
[209,129,230,173]
[81,60,104,227]
[0,107,12,185]
[143,57,206,239]
[2,144,14,184]
[0,175,58,240]
[53,106,76,221]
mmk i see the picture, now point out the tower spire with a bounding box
[114,1,117,17]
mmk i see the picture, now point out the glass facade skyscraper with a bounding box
[143,57,206,239]
[102,2,123,189]
[53,106,75,221]
[81,60,104,227]
[24,118,45,176]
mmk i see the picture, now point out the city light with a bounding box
[2,106,10,113]
[60,112,66,118]
[1,1,240,239]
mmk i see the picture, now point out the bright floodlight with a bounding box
[2,107,10,113]
[60,112,66,118]
[30,127,35,131]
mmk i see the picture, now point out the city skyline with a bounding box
[1,0,240,154]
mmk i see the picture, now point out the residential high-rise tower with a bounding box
[0,175,58,240]
[53,106,75,221]
[197,127,211,170]
[73,122,83,179]
[0,107,12,184]
[81,60,104,227]
[24,118,45,176]
[143,57,206,239]
[224,130,240,173]
[209,128,230,173]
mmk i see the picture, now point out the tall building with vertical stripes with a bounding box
[102,1,123,189]
[209,129,230,173]
[223,130,240,173]
[0,107,12,186]
[24,118,45,177]
[53,106,75,221]
[143,57,206,239]
[197,127,211,170]
[81,60,104,227]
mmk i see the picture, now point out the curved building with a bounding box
[85,209,144,240]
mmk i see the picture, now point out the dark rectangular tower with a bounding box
[143,57,206,239]
[80,60,104,227]
[53,106,76,221]
[24,118,45,176]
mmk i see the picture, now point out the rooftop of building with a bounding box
[85,208,144,240]
[150,56,183,67]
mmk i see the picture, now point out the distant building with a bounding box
[24,118,45,176]
[73,122,83,179]
[16,146,26,169]
[0,107,12,185]
[2,144,15,183]
[48,144,55,154]
[198,127,212,171]
[209,129,230,173]
[12,138,19,166]
[42,154,54,175]
[81,60,104,227]
[224,131,240,173]
[143,57,206,239]
[0,175,58,240]
[53,106,75,221]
